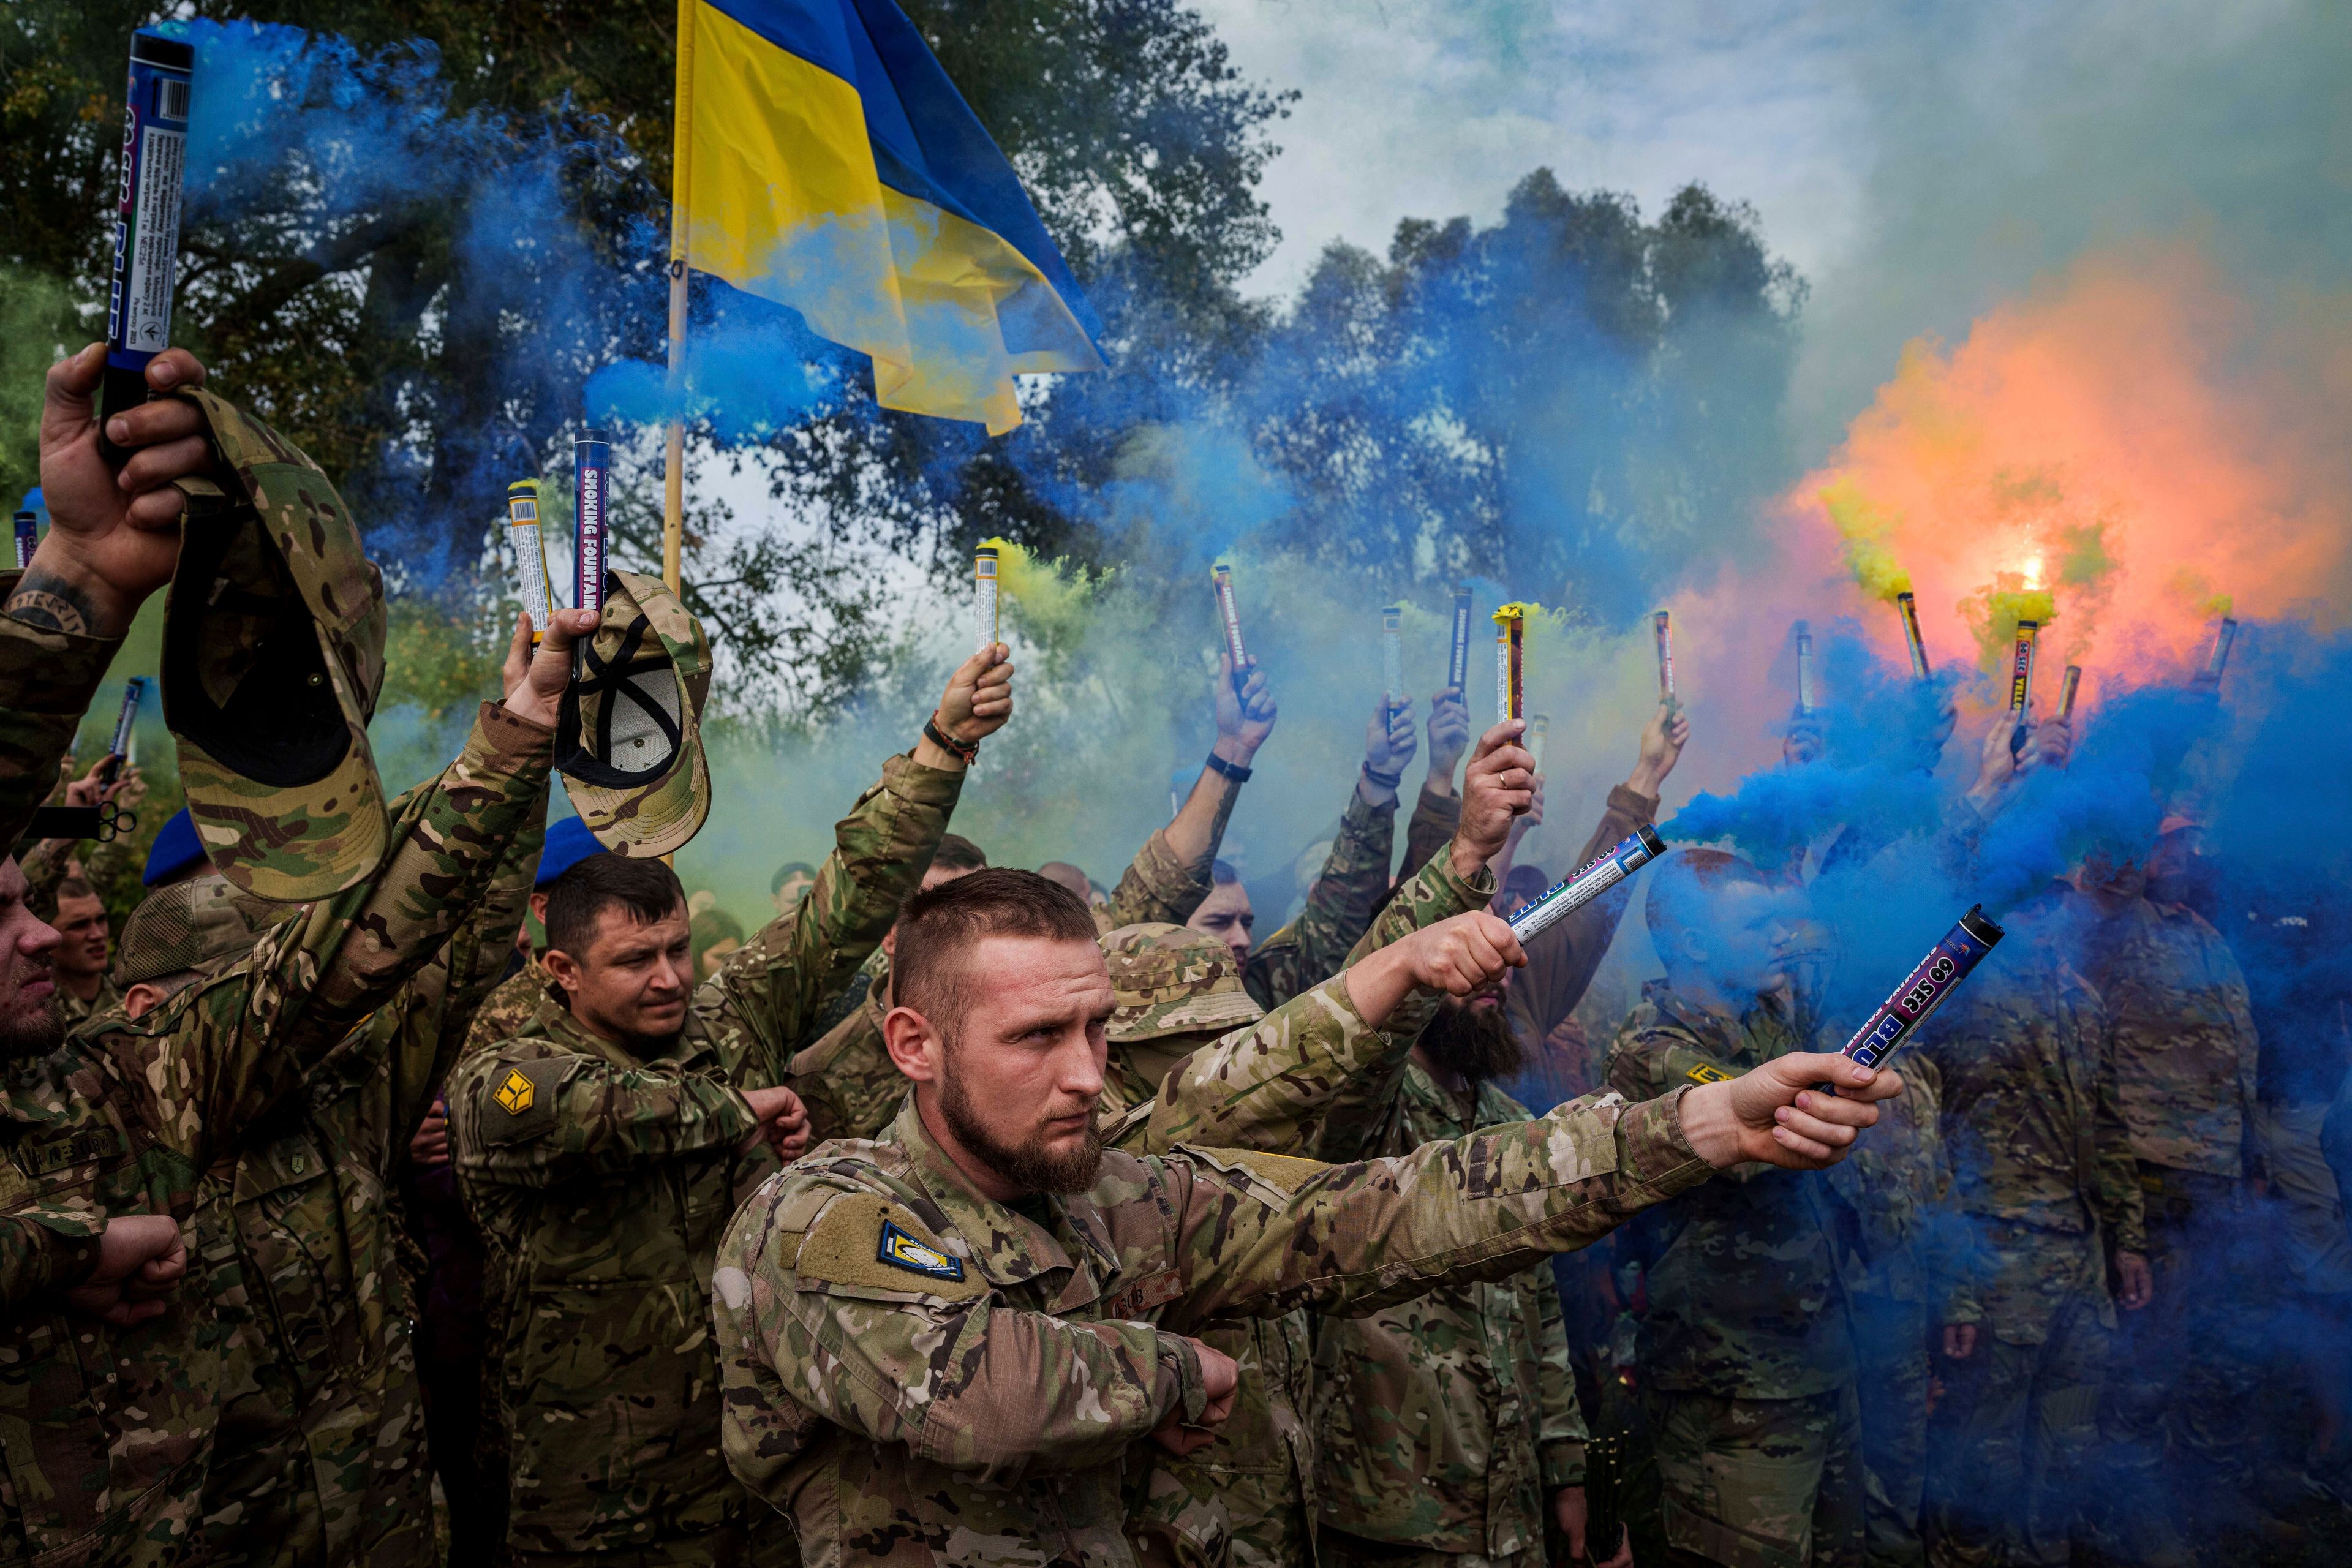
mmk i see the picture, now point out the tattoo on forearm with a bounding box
[7,571,99,636]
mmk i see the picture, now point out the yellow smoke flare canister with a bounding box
[507,480,554,645]
[2007,620,2040,755]
[973,543,1000,654]
[1494,603,1528,722]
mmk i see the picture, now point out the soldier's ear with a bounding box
[881,1004,941,1082]
[541,947,585,993]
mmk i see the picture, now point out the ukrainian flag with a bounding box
[674,0,1105,434]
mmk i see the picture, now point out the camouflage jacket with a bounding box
[197,785,546,1568]
[0,584,122,851]
[2069,892,2261,1178]
[1605,981,1856,1398]
[1313,1063,1586,1555]
[56,980,124,1034]
[1920,910,2146,1340]
[714,1078,1712,1568]
[791,823,1213,1147]
[1825,1051,1949,1306]
[1244,784,1395,1011]
[460,951,549,1066]
[1095,847,1496,1568]
[0,701,554,1568]
[1404,777,1462,887]
[448,751,962,1555]
[1505,784,1658,1056]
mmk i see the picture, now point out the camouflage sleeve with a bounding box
[786,992,905,1145]
[1160,1086,1713,1327]
[15,835,72,913]
[141,701,554,1159]
[1242,784,1396,1010]
[1305,841,1498,1092]
[714,1177,1201,1494]
[1533,1265,1588,1490]
[0,590,122,846]
[1101,827,1213,931]
[1401,778,1461,884]
[459,963,548,1067]
[1136,974,1382,1159]
[0,1205,106,1310]
[1506,784,1657,1050]
[2086,986,2147,1255]
[698,752,963,1086]
[448,1040,760,1187]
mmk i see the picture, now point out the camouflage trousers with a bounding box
[1317,1535,1534,1568]
[2102,1166,2264,1499]
[1924,1292,2109,1568]
[1646,1384,1863,1568]
[1847,1293,1929,1567]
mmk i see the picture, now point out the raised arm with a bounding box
[1102,650,1274,929]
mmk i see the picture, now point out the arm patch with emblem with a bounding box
[794,1192,983,1301]
[477,1056,566,1143]
[1178,1145,1331,1202]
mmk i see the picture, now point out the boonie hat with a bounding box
[160,390,390,902]
[114,873,266,989]
[557,569,711,858]
[1101,922,1266,1044]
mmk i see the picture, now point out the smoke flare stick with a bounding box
[572,432,611,620]
[98,676,145,786]
[2059,665,2082,721]
[2201,617,2239,685]
[1895,592,1931,680]
[12,512,34,571]
[1794,621,1815,716]
[1493,603,1528,722]
[1654,610,1676,710]
[974,545,1000,654]
[1509,826,1665,944]
[507,481,554,645]
[2006,619,2039,756]
[1212,561,1248,690]
[1381,605,1404,713]
[99,31,193,467]
[1448,584,1474,693]
[1827,906,2005,1085]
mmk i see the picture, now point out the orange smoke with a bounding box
[1789,243,2352,693]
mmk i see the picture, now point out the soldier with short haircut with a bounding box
[448,646,1011,1568]
[714,868,1903,1568]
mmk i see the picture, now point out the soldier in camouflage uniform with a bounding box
[711,866,1902,1568]
[1091,721,1532,1568]
[1604,850,1864,1568]
[447,648,1010,1568]
[1915,890,2148,1568]
[790,655,1274,1147]
[2060,846,2265,1548]
[0,344,572,1568]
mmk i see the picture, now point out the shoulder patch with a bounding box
[795,1193,983,1301]
[1182,1145,1331,1197]
[1684,1062,1731,1084]
[475,1055,565,1144]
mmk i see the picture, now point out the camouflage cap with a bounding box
[1101,922,1265,1044]
[556,569,712,858]
[160,388,390,902]
[113,872,266,989]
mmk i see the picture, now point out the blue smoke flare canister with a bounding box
[98,676,146,786]
[1509,824,1666,944]
[1838,905,2005,1074]
[100,31,194,467]
[12,512,36,571]
[1449,585,1472,693]
[573,431,611,617]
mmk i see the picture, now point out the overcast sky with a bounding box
[1189,0,2352,448]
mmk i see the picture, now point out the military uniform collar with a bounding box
[884,1095,1121,1306]
[524,996,713,1071]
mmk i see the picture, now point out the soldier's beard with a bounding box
[0,990,63,1061]
[938,1054,1104,1196]
[1418,992,1524,1086]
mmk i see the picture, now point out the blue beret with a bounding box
[143,808,210,887]
[535,816,606,888]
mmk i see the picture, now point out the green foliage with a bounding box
[0,266,72,511]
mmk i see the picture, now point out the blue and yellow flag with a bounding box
[675,0,1105,434]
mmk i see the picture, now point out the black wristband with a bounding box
[1204,751,1252,783]
[1361,761,1403,791]
[924,713,979,764]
